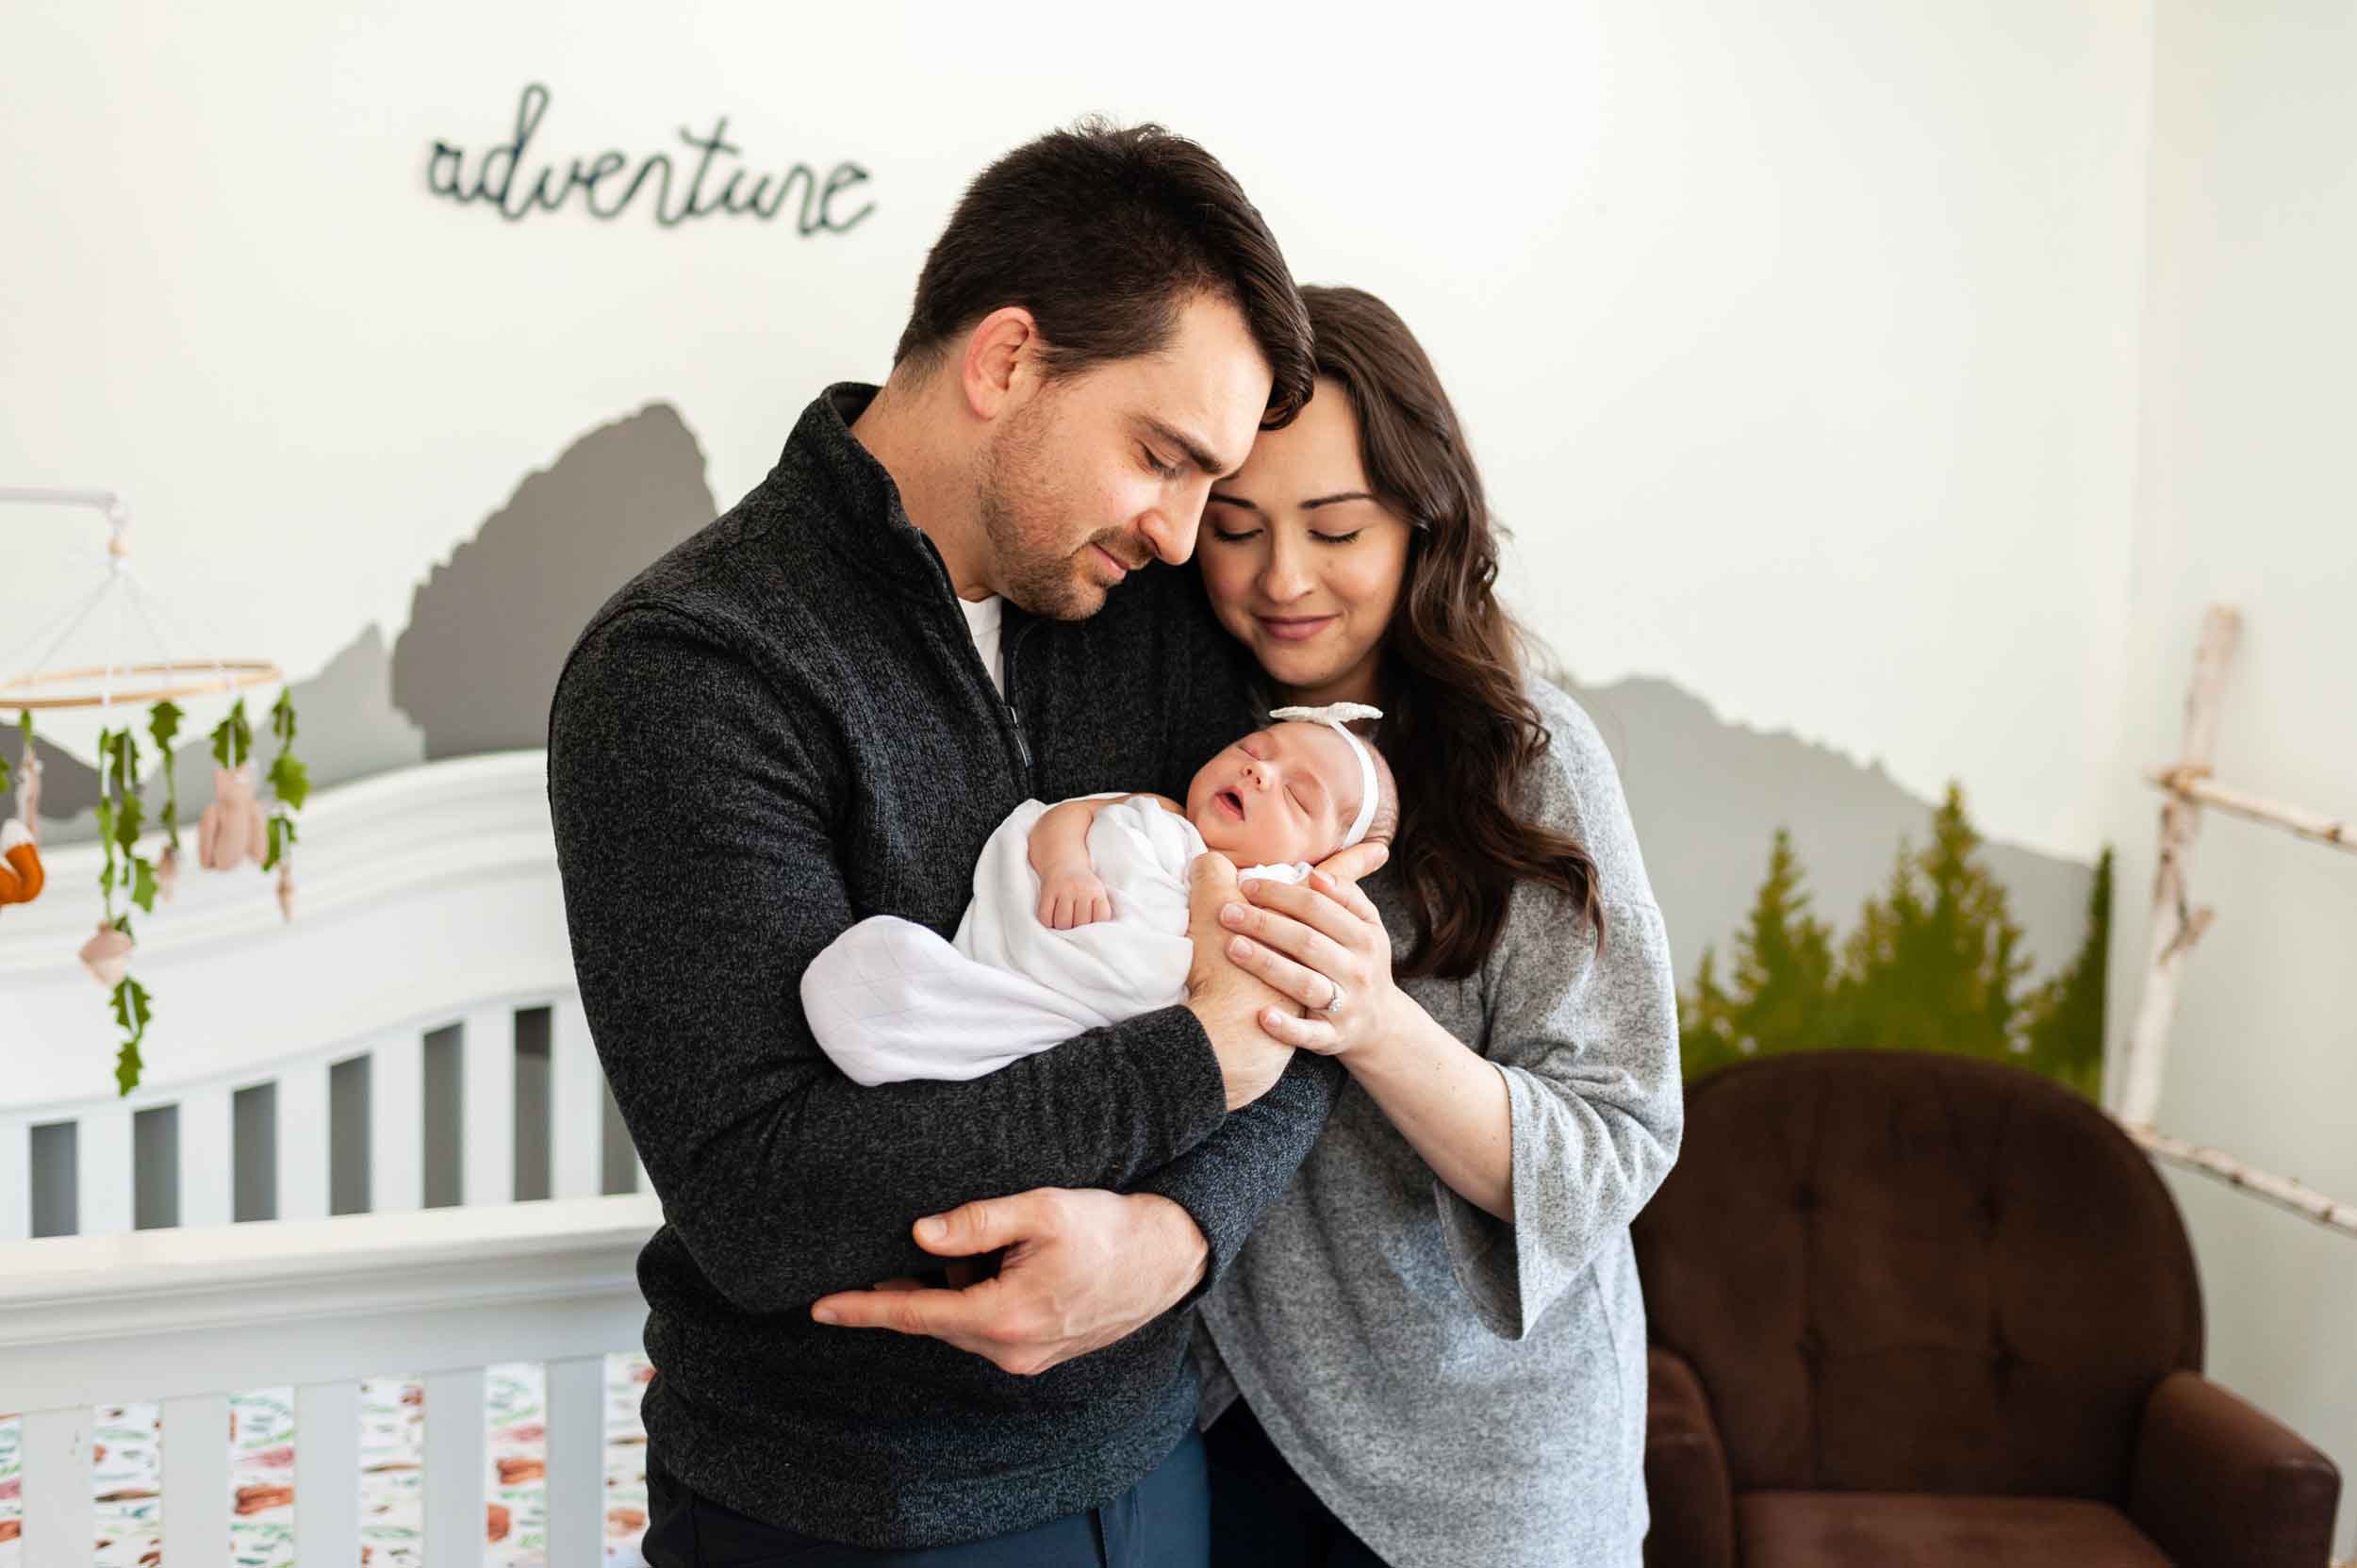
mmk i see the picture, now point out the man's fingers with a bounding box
[811,1281,997,1350]
[1189,850,1241,900]
[913,1189,1058,1259]
[1312,841,1388,886]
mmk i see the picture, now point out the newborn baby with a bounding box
[802,702,1397,1086]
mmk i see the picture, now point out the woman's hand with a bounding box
[1216,849,1398,1057]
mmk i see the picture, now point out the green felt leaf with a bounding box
[113,790,144,851]
[209,697,253,769]
[130,854,157,914]
[148,698,183,751]
[269,752,310,812]
[263,811,302,871]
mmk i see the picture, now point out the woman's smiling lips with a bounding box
[1257,614,1335,642]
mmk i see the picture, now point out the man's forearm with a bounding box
[1127,1047,1345,1309]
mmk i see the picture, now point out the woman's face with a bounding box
[1196,379,1414,706]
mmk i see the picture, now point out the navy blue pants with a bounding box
[640,1429,1211,1566]
[1204,1400,1389,1567]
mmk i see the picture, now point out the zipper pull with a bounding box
[1005,701,1034,782]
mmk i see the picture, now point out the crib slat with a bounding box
[161,1392,232,1568]
[177,1084,234,1228]
[547,1354,607,1566]
[550,996,603,1200]
[20,1405,93,1567]
[295,1379,361,1566]
[371,1032,424,1213]
[0,1116,28,1241]
[275,1056,331,1222]
[461,1005,515,1206]
[422,1365,488,1566]
[76,1101,133,1236]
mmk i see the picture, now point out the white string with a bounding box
[136,578,234,701]
[4,572,117,697]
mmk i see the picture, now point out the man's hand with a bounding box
[1183,852,1298,1110]
[808,1189,1209,1377]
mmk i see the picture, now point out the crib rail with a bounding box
[0,751,649,1240]
[1,1193,658,1564]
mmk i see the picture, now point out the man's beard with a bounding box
[975,404,1107,621]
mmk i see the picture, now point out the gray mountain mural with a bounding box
[391,402,716,758]
[1553,670,2093,990]
[22,402,715,841]
[12,404,2094,995]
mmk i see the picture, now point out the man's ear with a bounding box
[960,306,1042,422]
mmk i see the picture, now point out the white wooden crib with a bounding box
[0,749,654,1564]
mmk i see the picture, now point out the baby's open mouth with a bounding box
[1215,788,1245,820]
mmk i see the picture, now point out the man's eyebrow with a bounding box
[1139,416,1236,478]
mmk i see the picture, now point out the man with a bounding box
[546,120,1376,1565]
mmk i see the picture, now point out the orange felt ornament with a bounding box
[0,817,41,906]
[1,745,41,907]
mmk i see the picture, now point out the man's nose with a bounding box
[1138,506,1196,567]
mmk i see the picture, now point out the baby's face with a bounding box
[1185,722,1360,867]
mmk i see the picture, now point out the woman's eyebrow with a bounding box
[1206,487,1374,515]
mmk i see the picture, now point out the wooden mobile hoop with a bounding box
[0,487,282,713]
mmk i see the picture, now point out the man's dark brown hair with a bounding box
[893,117,1315,428]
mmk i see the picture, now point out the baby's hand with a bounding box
[1039,868,1114,930]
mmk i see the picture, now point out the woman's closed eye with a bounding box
[1206,524,1364,546]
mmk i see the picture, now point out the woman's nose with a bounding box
[1259,544,1313,602]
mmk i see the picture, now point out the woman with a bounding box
[1184,286,1684,1566]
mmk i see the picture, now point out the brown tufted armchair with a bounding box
[1632,1049,2341,1566]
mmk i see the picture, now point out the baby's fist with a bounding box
[1040,869,1114,930]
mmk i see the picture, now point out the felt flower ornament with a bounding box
[79,919,133,987]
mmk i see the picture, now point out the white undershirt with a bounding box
[958,593,1006,699]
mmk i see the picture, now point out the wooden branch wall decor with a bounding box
[2114,602,2357,1246]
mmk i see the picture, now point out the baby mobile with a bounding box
[1,487,308,1095]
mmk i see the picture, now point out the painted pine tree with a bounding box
[1679,786,2110,1099]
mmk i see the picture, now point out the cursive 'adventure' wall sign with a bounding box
[427,84,874,234]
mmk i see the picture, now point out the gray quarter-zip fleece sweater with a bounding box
[545,383,1344,1549]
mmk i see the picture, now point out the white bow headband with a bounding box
[1269,701,1385,850]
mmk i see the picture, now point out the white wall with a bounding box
[0,0,2150,864]
[2108,3,2357,1553]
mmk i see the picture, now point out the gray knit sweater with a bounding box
[545,384,1343,1549]
[1195,680,1685,1567]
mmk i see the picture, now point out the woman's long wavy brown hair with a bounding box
[1302,285,1605,979]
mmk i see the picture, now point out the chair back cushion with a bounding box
[1632,1050,2201,1500]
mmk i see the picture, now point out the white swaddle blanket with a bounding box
[802,793,1310,1085]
